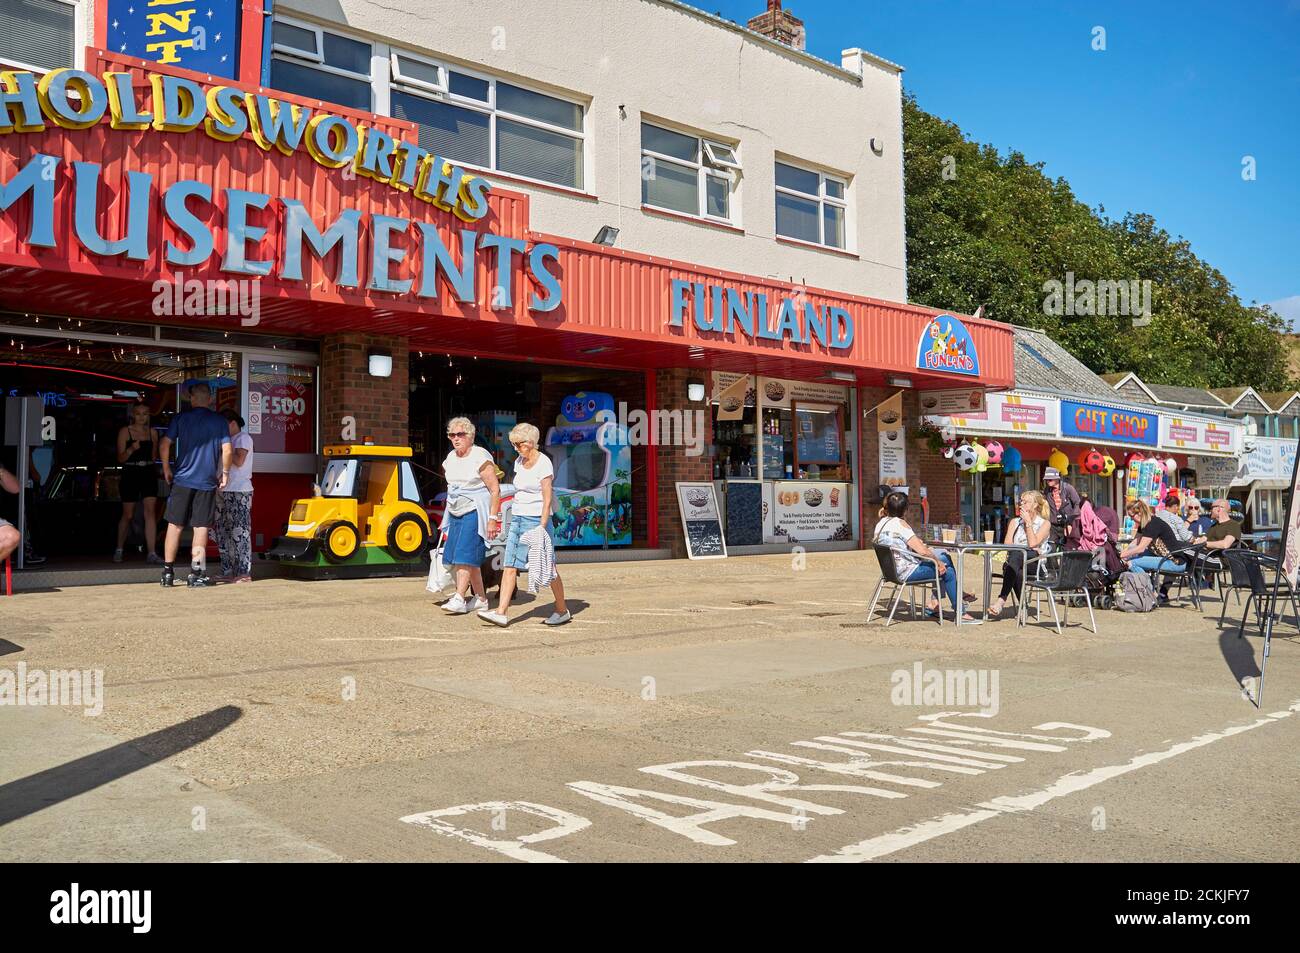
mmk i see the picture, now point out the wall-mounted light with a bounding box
[687,381,705,402]
[887,375,913,388]
[824,371,856,383]
[368,349,393,378]
[594,226,620,247]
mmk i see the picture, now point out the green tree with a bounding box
[903,95,1292,390]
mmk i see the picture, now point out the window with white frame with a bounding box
[270,18,374,112]
[775,160,847,249]
[390,49,585,189]
[640,122,740,223]
[0,0,76,72]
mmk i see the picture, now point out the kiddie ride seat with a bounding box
[265,444,430,580]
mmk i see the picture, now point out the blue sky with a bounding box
[711,0,1300,325]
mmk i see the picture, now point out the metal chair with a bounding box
[1220,549,1299,637]
[1019,550,1096,634]
[1153,544,1202,610]
[867,544,944,626]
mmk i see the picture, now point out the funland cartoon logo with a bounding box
[916,315,980,377]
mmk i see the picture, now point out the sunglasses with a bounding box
[447,431,469,438]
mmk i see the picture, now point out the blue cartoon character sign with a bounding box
[917,315,980,377]
[544,392,631,547]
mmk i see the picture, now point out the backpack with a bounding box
[1115,571,1157,612]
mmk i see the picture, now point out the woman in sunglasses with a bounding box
[438,417,501,614]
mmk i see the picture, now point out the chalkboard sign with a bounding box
[794,402,843,466]
[725,481,764,546]
[675,482,727,559]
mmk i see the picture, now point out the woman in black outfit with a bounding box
[115,402,161,563]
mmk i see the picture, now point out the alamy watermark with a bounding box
[890,662,999,716]
[0,663,103,716]
[1042,271,1151,327]
[152,274,261,327]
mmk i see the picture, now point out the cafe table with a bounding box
[930,540,1035,627]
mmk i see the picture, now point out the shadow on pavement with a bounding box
[1218,629,1260,688]
[0,705,242,826]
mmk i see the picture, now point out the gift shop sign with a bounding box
[1060,400,1157,447]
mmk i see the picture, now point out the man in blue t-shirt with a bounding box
[158,381,232,588]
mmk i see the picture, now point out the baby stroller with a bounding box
[1065,502,1125,609]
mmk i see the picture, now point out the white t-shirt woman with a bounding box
[511,452,554,517]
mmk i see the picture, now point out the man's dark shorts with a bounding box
[164,486,217,529]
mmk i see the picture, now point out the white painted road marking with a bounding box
[806,699,1300,863]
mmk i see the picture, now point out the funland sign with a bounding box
[0,66,563,311]
[916,314,980,377]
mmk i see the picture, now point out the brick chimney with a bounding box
[746,0,806,50]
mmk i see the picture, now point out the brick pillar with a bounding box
[858,388,962,532]
[319,333,409,447]
[655,367,713,558]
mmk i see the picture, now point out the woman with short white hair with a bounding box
[478,422,570,627]
[439,416,501,614]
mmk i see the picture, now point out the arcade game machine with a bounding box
[545,392,631,548]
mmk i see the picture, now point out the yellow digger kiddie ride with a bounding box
[266,444,430,579]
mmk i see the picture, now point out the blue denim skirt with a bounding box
[443,511,486,566]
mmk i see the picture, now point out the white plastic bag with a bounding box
[426,539,452,594]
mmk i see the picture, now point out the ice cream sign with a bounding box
[1061,400,1157,447]
[916,315,980,377]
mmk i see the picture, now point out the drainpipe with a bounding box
[260,0,275,87]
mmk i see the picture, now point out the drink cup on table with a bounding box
[983,530,994,544]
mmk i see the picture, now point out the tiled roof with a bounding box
[1209,387,1251,406]
[1099,372,1129,384]
[1012,327,1133,401]
[1260,391,1300,414]
[1143,383,1228,408]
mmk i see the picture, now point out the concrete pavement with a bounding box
[1,549,1297,862]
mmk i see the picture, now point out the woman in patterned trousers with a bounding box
[215,410,255,583]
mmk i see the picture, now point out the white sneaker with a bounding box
[477,609,509,627]
[466,595,489,612]
[544,610,572,626]
[441,594,469,614]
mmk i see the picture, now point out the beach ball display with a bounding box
[1100,454,1116,477]
[1048,447,1070,475]
[972,442,990,473]
[1001,445,1023,474]
[1163,456,1179,481]
[940,425,957,443]
[984,440,1004,464]
[1126,451,1145,466]
[1078,448,1105,475]
[942,444,956,459]
[952,442,979,471]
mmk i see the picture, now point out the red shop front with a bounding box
[0,49,1014,570]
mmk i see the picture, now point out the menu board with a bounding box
[762,433,786,479]
[879,428,907,487]
[758,377,847,409]
[917,388,986,416]
[675,482,727,559]
[794,402,843,465]
[771,481,852,543]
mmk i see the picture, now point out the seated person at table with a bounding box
[1184,498,1213,538]
[1119,500,1188,606]
[873,492,980,623]
[987,490,1051,620]
[1194,499,1240,550]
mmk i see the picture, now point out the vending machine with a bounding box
[544,392,632,548]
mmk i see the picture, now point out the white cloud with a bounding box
[1264,295,1300,331]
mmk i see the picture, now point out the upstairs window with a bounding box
[641,122,739,223]
[0,0,76,72]
[270,17,373,112]
[391,51,585,190]
[775,160,847,249]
